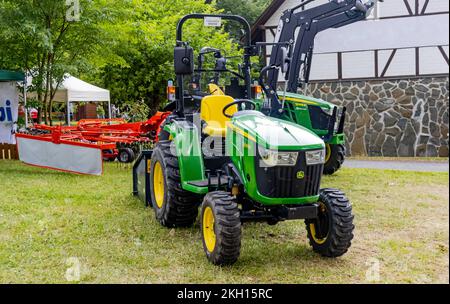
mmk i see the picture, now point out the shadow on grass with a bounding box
[149,219,343,269]
[0,164,100,179]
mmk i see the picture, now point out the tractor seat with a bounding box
[200,95,237,137]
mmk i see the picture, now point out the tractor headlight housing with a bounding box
[305,149,326,165]
[259,148,298,167]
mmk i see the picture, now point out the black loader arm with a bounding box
[263,0,376,116]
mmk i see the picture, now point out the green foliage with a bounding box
[214,0,272,39]
[93,0,240,113]
[0,0,248,121]
[122,100,151,122]
[0,0,122,124]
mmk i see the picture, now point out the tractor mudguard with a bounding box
[164,120,207,194]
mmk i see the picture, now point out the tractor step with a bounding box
[187,176,229,188]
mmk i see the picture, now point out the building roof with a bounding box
[0,70,25,82]
[251,0,286,39]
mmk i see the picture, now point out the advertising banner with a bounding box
[0,82,19,144]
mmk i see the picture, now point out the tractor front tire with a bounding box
[200,192,241,266]
[305,188,354,258]
[150,140,201,228]
[323,144,345,175]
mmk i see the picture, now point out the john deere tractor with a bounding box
[182,0,376,175]
[134,14,355,265]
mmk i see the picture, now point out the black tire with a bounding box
[118,148,135,163]
[200,191,241,266]
[149,140,201,228]
[305,188,354,257]
[323,144,345,175]
[103,150,116,162]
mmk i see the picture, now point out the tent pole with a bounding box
[24,77,28,128]
[67,101,71,126]
[108,100,112,122]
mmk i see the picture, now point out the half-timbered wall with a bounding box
[258,0,449,156]
[263,0,449,81]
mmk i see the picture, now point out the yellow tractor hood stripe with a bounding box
[283,97,320,106]
[228,124,257,142]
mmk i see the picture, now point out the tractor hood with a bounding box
[277,91,337,111]
[230,112,325,151]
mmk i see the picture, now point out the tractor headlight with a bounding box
[259,148,298,167]
[306,149,326,165]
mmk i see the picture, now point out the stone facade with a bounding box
[307,77,449,157]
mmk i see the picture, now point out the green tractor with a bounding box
[134,13,355,265]
[185,0,376,175]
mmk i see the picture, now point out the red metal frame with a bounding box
[20,111,171,160]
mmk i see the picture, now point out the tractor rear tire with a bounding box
[305,188,354,257]
[150,140,201,228]
[323,144,345,175]
[200,191,241,266]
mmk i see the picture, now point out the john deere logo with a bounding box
[297,171,305,179]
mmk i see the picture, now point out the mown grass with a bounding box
[0,160,448,284]
[348,156,449,163]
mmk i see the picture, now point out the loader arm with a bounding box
[263,0,376,116]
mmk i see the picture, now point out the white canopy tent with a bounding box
[51,75,111,125]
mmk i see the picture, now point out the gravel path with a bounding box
[344,160,449,173]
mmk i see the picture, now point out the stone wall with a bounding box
[307,77,449,157]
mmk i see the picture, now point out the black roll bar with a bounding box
[176,14,252,47]
[175,14,255,116]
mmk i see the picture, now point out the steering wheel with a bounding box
[223,99,257,118]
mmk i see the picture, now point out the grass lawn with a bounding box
[0,160,448,284]
[348,156,449,163]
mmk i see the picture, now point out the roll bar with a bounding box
[174,14,255,117]
[176,14,252,47]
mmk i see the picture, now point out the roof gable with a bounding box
[251,0,286,37]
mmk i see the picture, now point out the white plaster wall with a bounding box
[262,0,449,80]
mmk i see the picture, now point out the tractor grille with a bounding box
[255,150,323,198]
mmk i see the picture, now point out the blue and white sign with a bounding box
[0,82,19,144]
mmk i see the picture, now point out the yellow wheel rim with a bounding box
[203,207,216,253]
[153,161,165,209]
[310,203,328,245]
[325,144,332,163]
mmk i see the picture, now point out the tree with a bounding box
[92,0,240,113]
[0,0,241,122]
[0,0,123,124]
[213,0,272,40]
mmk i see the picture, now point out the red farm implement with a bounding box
[20,111,171,165]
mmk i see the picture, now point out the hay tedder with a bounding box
[17,111,170,171]
[16,112,170,175]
